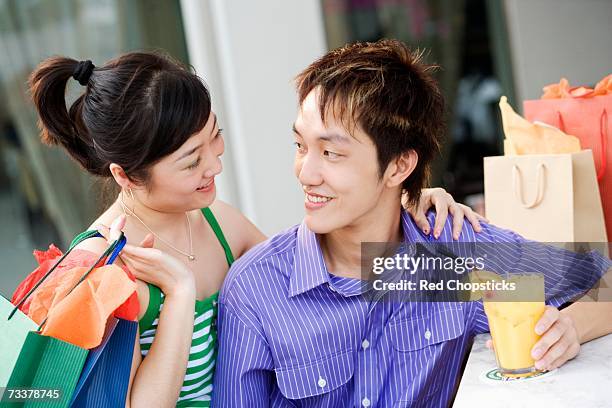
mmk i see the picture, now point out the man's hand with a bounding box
[405,188,487,240]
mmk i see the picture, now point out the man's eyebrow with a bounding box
[292,123,350,144]
[292,123,300,135]
[176,114,218,162]
[318,134,350,144]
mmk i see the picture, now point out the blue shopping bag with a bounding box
[70,317,137,407]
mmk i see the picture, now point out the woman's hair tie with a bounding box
[72,60,95,86]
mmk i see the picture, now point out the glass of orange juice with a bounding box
[480,272,546,377]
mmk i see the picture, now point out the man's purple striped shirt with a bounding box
[213,211,610,407]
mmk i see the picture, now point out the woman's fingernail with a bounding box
[532,348,542,359]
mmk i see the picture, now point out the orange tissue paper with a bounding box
[27,264,136,349]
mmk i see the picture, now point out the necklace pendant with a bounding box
[188,255,196,261]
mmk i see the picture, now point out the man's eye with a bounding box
[323,150,340,159]
[294,142,305,152]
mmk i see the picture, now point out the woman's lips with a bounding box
[197,178,215,192]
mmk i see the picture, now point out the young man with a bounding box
[213,40,612,407]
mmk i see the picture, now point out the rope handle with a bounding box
[512,163,546,209]
[8,231,125,323]
[557,109,608,180]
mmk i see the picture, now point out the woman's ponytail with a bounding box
[29,56,99,173]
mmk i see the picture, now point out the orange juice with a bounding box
[482,273,545,377]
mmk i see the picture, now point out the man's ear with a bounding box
[384,150,418,188]
[109,163,133,190]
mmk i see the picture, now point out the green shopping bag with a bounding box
[2,332,88,407]
[0,297,37,388]
[0,232,126,407]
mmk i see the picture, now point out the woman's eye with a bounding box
[186,158,201,170]
[215,128,223,138]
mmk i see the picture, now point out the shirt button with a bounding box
[362,397,371,407]
[424,329,432,340]
[317,377,327,388]
[361,339,370,350]
[212,300,218,306]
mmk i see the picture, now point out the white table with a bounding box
[454,333,612,407]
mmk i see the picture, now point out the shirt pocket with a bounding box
[388,307,465,352]
[275,349,354,400]
[388,307,465,405]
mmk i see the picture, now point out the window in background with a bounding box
[320,0,516,214]
[0,0,189,295]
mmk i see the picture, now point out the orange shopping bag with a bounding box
[524,76,611,241]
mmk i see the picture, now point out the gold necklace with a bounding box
[119,190,196,261]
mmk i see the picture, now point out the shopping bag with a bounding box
[69,317,137,407]
[2,234,127,407]
[0,297,37,388]
[524,93,611,240]
[13,230,139,323]
[3,331,89,407]
[13,233,134,349]
[484,150,607,242]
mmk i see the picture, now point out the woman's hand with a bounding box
[107,215,195,297]
[405,188,488,240]
[530,306,580,371]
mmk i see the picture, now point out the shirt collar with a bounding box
[289,221,331,297]
[289,210,429,298]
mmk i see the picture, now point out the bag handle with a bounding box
[557,109,608,180]
[8,232,126,322]
[35,234,126,330]
[598,109,608,180]
[512,163,546,209]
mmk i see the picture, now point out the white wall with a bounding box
[180,0,327,235]
[504,0,612,105]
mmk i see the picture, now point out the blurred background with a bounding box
[0,0,610,294]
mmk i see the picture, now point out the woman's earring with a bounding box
[128,188,135,215]
[120,187,136,217]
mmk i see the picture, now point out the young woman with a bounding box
[28,51,484,407]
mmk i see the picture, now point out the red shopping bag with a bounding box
[524,92,611,241]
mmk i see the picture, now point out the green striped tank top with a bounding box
[139,208,233,407]
[72,207,233,407]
